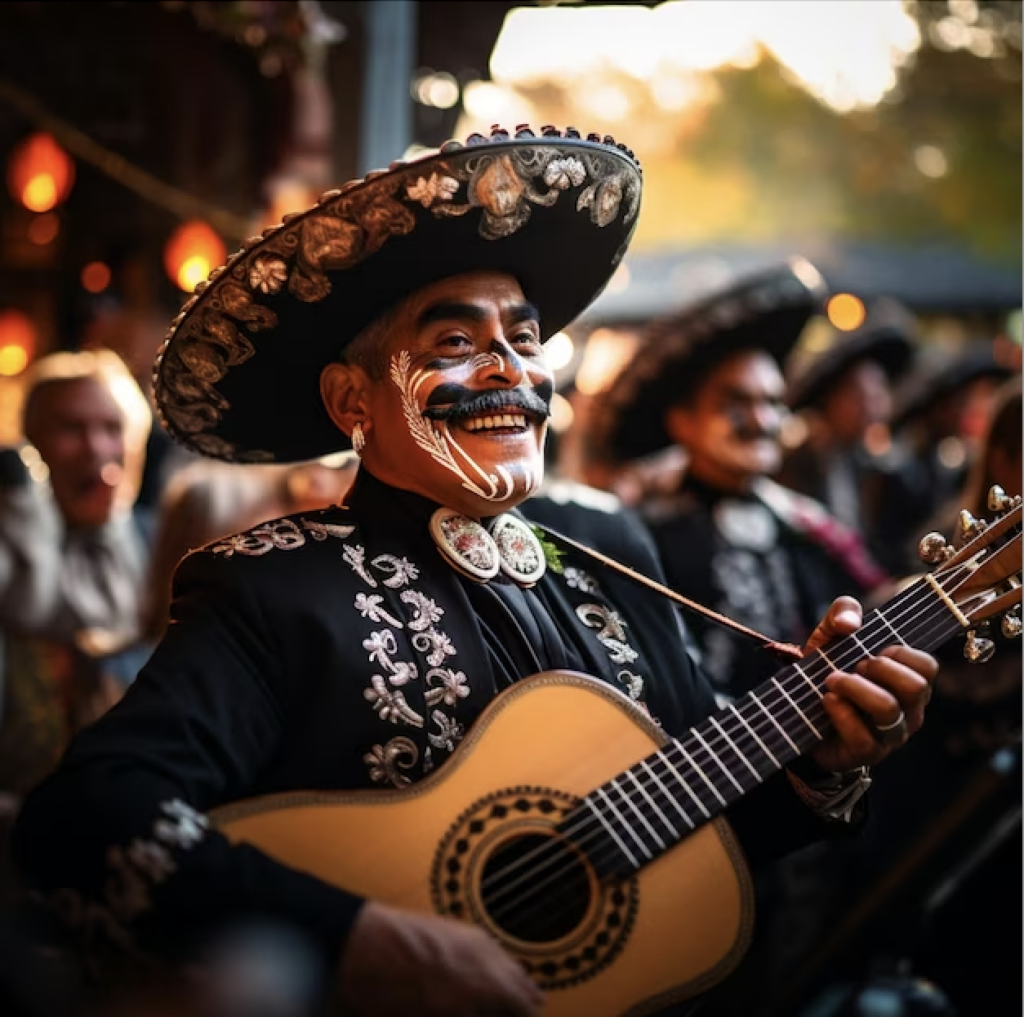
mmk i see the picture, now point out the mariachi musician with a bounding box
[12,126,937,1017]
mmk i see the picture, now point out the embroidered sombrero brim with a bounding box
[591,256,828,463]
[153,126,642,463]
[787,297,918,412]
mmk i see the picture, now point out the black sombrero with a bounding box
[591,256,828,463]
[787,296,918,412]
[153,125,642,463]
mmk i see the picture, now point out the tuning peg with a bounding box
[918,532,953,564]
[957,510,987,543]
[988,485,1011,513]
[1002,605,1022,639]
[964,627,997,663]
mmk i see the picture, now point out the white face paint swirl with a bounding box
[349,271,552,519]
[470,350,505,376]
[390,351,542,504]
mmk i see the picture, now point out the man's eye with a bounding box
[437,334,471,351]
[511,331,541,349]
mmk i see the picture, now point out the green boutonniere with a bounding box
[530,525,566,575]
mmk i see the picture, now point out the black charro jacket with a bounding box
[12,468,849,973]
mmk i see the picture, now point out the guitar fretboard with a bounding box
[565,569,965,875]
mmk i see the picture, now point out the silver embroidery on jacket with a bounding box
[563,566,599,593]
[428,710,464,753]
[413,628,456,666]
[576,604,639,665]
[364,675,425,727]
[302,519,356,541]
[55,798,210,960]
[617,669,645,701]
[209,515,354,556]
[364,737,420,787]
[355,593,405,628]
[372,555,420,588]
[343,544,376,587]
[424,667,470,707]
[209,518,306,557]
[153,799,209,850]
[350,553,466,784]
[401,589,445,631]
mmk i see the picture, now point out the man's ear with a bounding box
[320,362,370,439]
[664,404,696,448]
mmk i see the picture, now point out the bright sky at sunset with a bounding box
[481,0,921,114]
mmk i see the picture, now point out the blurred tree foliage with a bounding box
[509,0,1022,261]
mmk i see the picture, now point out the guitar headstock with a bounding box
[917,486,1022,663]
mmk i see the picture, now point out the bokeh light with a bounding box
[0,309,36,377]
[81,261,113,294]
[7,132,75,213]
[827,293,867,331]
[163,220,228,293]
[550,391,575,433]
[545,332,575,372]
[27,212,60,246]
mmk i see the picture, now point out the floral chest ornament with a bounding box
[429,508,547,587]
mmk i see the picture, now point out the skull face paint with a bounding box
[357,271,554,519]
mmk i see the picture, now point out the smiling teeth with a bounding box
[463,413,528,432]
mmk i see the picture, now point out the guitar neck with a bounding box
[570,571,966,876]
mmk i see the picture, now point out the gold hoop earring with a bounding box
[351,421,366,456]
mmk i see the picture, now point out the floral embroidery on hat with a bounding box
[154,134,640,463]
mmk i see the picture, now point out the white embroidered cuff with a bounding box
[786,765,873,823]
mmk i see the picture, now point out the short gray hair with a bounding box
[339,306,399,381]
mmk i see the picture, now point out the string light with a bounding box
[164,220,228,292]
[7,132,75,213]
[0,77,251,242]
[0,309,36,377]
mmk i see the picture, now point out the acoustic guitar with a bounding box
[212,494,1022,1017]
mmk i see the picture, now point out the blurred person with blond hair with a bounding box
[0,348,154,814]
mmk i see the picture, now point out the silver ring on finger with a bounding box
[873,709,907,746]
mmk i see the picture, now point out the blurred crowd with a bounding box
[0,256,1020,1017]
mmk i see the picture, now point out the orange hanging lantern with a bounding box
[0,309,38,376]
[7,132,75,213]
[163,220,228,293]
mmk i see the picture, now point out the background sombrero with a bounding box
[786,296,918,413]
[592,256,829,464]
[153,125,642,463]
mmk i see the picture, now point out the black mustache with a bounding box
[732,425,781,441]
[726,410,782,441]
[423,383,552,423]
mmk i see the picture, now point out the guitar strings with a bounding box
[478,558,1004,930]
[482,584,966,933]
[481,578,954,927]
[503,536,1010,925]
[484,524,1020,924]
[486,570,947,890]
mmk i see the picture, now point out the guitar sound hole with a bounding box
[480,833,592,943]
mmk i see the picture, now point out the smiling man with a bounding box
[12,130,938,1017]
[321,272,553,523]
